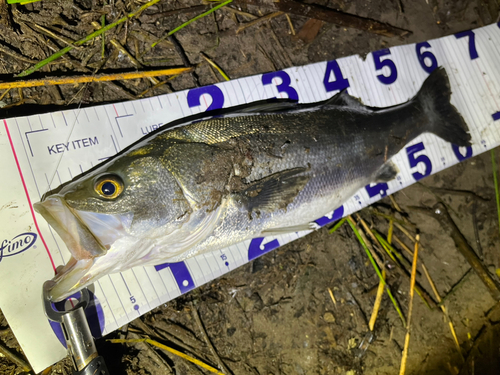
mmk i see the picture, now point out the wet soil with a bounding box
[1,0,500,374]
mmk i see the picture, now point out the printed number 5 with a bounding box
[262,71,299,101]
[373,49,398,85]
[406,142,432,181]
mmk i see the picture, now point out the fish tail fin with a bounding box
[416,67,471,147]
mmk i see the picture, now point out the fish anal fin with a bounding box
[261,223,316,236]
[374,161,399,182]
[240,168,310,214]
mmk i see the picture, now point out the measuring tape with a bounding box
[1,22,499,371]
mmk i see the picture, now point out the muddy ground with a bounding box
[1,0,500,374]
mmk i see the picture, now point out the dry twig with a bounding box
[191,304,230,374]
[0,67,192,90]
[398,235,420,375]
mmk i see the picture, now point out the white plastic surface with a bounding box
[0,23,499,372]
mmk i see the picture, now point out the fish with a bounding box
[35,67,471,302]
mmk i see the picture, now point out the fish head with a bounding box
[35,150,192,301]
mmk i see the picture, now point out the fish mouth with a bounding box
[34,196,132,301]
[34,196,107,260]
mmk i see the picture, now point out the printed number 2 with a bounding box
[373,49,398,85]
[262,71,299,100]
[187,85,225,111]
[323,60,350,92]
[406,142,432,181]
[455,31,478,60]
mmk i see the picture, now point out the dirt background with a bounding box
[1,0,500,374]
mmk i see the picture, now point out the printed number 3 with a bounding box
[262,71,299,101]
[373,49,398,85]
[406,142,432,181]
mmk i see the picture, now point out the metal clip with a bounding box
[43,281,98,372]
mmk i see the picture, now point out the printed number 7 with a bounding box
[454,31,478,60]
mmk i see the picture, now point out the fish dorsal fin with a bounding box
[324,89,366,109]
[238,168,310,214]
[231,98,299,113]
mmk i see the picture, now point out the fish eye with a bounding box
[94,175,124,199]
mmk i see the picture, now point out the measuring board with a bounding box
[1,22,499,372]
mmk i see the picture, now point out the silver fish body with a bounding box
[35,67,470,301]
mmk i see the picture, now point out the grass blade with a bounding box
[151,0,233,49]
[109,338,225,374]
[491,149,500,240]
[17,0,162,77]
[347,216,406,327]
[398,235,420,375]
[328,217,346,234]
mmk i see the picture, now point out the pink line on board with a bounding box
[3,119,56,272]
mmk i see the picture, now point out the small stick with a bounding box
[236,11,284,34]
[0,45,39,65]
[327,287,337,305]
[398,235,420,375]
[347,216,406,327]
[389,195,403,213]
[0,88,10,101]
[388,219,394,244]
[0,67,192,89]
[30,23,80,49]
[224,6,258,19]
[17,0,163,77]
[285,13,296,35]
[110,338,223,374]
[191,304,230,375]
[369,269,386,331]
[91,20,159,86]
[369,208,416,228]
[411,203,500,301]
[392,235,413,257]
[151,0,233,49]
[394,222,416,243]
[101,12,106,59]
[0,341,31,372]
[201,53,230,81]
[491,149,500,240]
[233,0,411,37]
[421,264,464,361]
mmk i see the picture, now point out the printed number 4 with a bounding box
[406,142,432,181]
[323,60,350,93]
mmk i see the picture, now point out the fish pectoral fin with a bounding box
[373,161,399,182]
[261,222,317,236]
[239,168,310,213]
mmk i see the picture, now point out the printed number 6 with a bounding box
[187,85,225,111]
[262,71,299,101]
[373,49,398,85]
[406,142,432,181]
[416,42,438,74]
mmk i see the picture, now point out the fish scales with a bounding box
[35,68,471,301]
